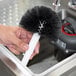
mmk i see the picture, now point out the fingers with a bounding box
[10,27,40,58]
[7,45,20,55]
[15,27,27,39]
[16,27,33,40]
[14,27,32,53]
[30,42,40,60]
[11,34,29,53]
[8,47,20,55]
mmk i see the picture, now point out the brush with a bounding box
[20,6,61,66]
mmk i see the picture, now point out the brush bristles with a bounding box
[20,6,61,38]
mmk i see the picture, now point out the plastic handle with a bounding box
[21,33,40,66]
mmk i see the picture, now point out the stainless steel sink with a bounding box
[0,0,76,76]
[58,9,76,20]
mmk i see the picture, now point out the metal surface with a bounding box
[68,0,76,10]
[0,0,25,26]
[44,54,76,76]
[0,44,76,76]
[52,0,61,12]
[0,44,33,76]
[0,0,76,76]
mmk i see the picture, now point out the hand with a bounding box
[0,25,40,59]
[16,27,40,59]
[0,25,28,55]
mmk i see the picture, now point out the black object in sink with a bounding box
[54,17,76,61]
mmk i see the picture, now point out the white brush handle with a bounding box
[22,33,40,66]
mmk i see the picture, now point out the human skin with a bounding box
[0,25,40,59]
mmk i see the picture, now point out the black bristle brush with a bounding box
[20,6,61,66]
